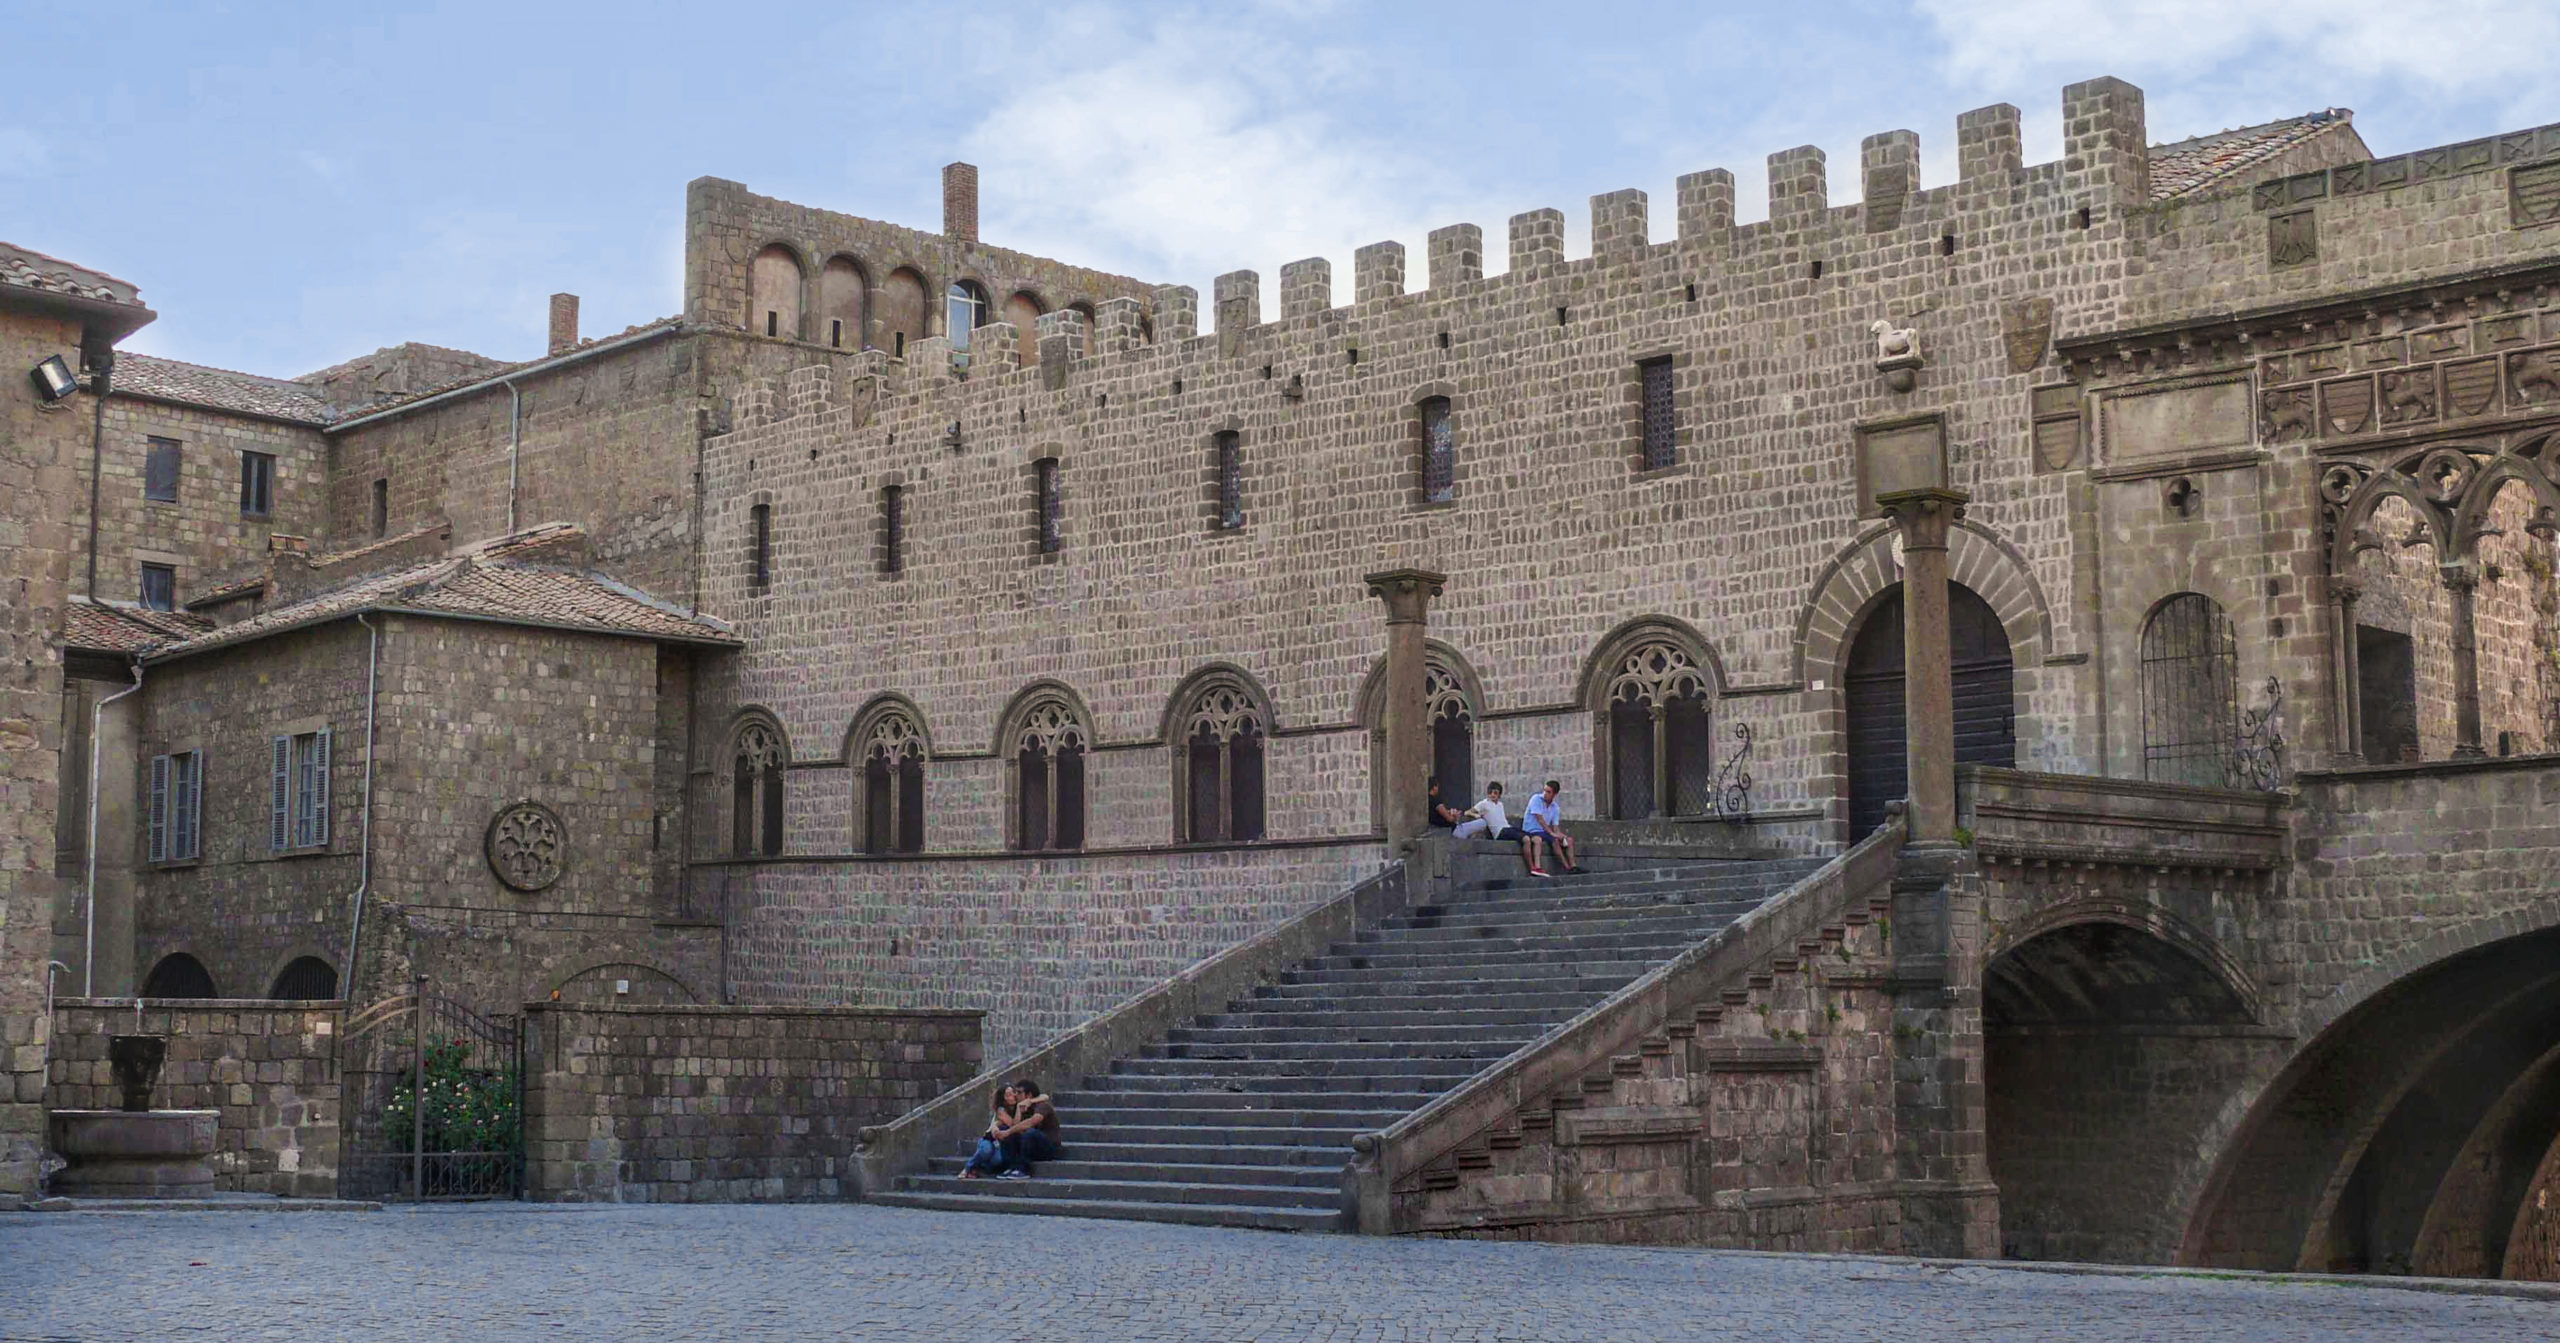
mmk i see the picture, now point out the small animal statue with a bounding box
[1870,319,1917,362]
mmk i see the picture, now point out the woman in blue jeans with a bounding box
[996,1077,1060,1179]
[959,1083,1020,1178]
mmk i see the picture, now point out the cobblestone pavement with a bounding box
[6,1203,2559,1342]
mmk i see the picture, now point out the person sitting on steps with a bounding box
[996,1076,1060,1179]
[1426,777,1464,829]
[1452,781,1523,844]
[1522,779,1584,878]
[959,1083,1020,1179]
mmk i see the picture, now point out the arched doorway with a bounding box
[142,952,218,999]
[1844,581,2014,840]
[268,956,339,1001]
[1985,915,2265,1263]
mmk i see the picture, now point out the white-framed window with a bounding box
[148,750,203,863]
[271,728,331,851]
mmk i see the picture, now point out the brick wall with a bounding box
[521,1002,981,1202]
[0,304,85,1204]
[47,998,341,1197]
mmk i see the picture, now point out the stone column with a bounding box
[2445,564,2486,758]
[1876,487,1970,846]
[1364,569,1448,842]
[2332,577,2365,766]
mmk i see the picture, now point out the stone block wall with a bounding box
[0,305,85,1204]
[87,395,325,607]
[719,842,1386,1060]
[47,998,341,1197]
[521,1002,981,1202]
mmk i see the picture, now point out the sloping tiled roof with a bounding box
[0,242,144,307]
[63,602,213,655]
[2151,110,2353,201]
[144,527,737,663]
[117,354,334,425]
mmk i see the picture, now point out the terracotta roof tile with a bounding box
[2150,110,2354,201]
[0,242,144,307]
[117,354,334,425]
[64,601,213,655]
[144,527,736,662]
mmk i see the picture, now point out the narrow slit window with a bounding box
[1034,459,1062,554]
[749,503,773,589]
[830,318,844,348]
[1638,357,1676,471]
[1420,397,1455,503]
[880,485,904,576]
[371,478,389,538]
[1215,431,1243,530]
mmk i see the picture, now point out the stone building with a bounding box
[6,77,2560,1276]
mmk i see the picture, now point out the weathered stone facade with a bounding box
[521,1002,981,1202]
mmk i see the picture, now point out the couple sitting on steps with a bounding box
[959,1078,1060,1180]
[1430,778,1584,878]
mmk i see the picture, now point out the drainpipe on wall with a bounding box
[340,614,382,1000]
[82,662,143,997]
[504,378,523,535]
[82,353,115,600]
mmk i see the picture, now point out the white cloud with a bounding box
[957,9,1491,318]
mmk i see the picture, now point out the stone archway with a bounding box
[1985,911,2270,1264]
[2181,924,2560,1279]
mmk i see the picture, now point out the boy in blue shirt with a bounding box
[1522,779,1583,877]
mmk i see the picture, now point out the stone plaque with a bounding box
[1854,414,1947,516]
[2269,209,2318,268]
[2099,376,2255,460]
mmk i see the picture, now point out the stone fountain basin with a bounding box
[49,1109,220,1197]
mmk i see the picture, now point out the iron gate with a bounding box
[340,986,524,1200]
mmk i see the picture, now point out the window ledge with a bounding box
[1630,461,1691,485]
[1408,498,1459,515]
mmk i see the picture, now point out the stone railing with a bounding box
[1957,767,2291,872]
[852,861,1415,1199]
[1345,821,1906,1234]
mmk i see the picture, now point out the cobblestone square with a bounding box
[5,1204,2556,1342]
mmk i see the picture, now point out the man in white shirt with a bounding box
[1522,779,1583,877]
[1452,781,1523,843]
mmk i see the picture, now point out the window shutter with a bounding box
[271,736,291,851]
[310,729,332,848]
[149,754,171,864]
[177,753,202,861]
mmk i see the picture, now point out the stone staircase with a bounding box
[871,851,1828,1230]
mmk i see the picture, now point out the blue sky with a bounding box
[10,1,2556,377]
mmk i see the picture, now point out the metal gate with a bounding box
[340,984,524,1200]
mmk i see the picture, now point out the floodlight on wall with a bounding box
[31,354,78,402]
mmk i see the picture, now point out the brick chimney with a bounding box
[943,163,978,243]
[548,293,580,355]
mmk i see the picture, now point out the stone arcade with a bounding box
[5,77,2560,1275]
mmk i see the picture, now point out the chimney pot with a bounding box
[943,163,979,243]
[548,293,580,355]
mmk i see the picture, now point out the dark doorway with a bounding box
[1844,581,2016,841]
[2358,624,2419,762]
[269,956,338,1001]
[142,952,219,999]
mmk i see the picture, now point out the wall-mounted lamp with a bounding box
[30,354,78,402]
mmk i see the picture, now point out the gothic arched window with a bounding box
[1175,676,1267,843]
[730,720,786,857]
[854,708,927,855]
[1598,638,1715,819]
[1009,694,1089,852]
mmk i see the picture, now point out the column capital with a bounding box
[2328,575,2363,605]
[1363,568,1448,625]
[2438,561,2479,594]
[1874,487,1971,550]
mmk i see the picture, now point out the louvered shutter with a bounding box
[149,754,171,864]
[178,753,202,860]
[271,736,291,851]
[309,729,331,848]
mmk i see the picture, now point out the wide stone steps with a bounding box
[872,851,1816,1230]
